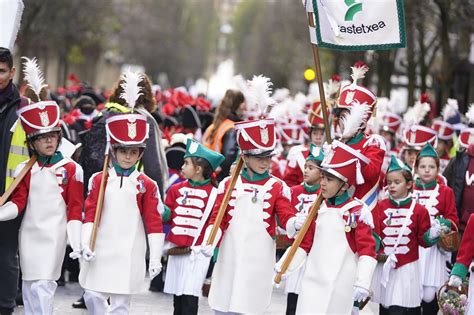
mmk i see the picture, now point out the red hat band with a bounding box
[17,101,61,138]
[106,114,149,147]
[431,120,454,140]
[337,84,377,109]
[403,125,437,149]
[321,140,369,186]
[382,113,402,134]
[235,119,276,155]
[458,128,474,149]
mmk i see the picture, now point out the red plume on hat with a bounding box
[18,57,61,139]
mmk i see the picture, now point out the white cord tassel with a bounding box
[355,159,364,185]
[22,57,47,100]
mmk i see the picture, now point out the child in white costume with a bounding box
[163,138,225,315]
[79,73,164,315]
[0,98,83,314]
[203,118,299,314]
[277,140,377,315]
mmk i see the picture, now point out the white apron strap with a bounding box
[191,187,218,247]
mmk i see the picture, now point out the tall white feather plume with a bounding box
[341,101,370,139]
[119,70,144,111]
[403,101,430,126]
[350,62,369,83]
[290,93,307,117]
[442,98,459,121]
[233,74,250,98]
[306,82,320,104]
[324,78,341,98]
[466,104,474,124]
[272,88,290,103]
[246,75,274,115]
[22,57,47,100]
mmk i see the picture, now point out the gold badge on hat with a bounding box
[39,111,50,127]
[260,127,269,145]
[128,122,137,139]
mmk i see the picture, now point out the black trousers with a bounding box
[286,293,298,315]
[380,305,421,315]
[0,218,21,312]
[173,294,198,315]
[421,299,439,315]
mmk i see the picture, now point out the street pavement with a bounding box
[13,279,379,314]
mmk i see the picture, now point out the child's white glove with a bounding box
[0,202,19,221]
[67,220,82,260]
[428,219,442,239]
[149,260,162,280]
[294,212,307,231]
[448,275,462,287]
[353,286,369,303]
[82,246,96,262]
[200,245,215,258]
[148,233,165,280]
[69,249,82,260]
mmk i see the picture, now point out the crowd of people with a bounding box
[0,44,473,315]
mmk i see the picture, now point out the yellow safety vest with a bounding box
[5,121,29,189]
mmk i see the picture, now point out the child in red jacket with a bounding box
[413,143,459,313]
[163,138,224,315]
[372,155,440,314]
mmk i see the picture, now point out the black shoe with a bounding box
[16,291,23,306]
[57,278,65,287]
[72,297,87,309]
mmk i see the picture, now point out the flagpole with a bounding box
[274,10,333,285]
[308,12,332,144]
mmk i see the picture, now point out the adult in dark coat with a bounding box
[0,48,23,315]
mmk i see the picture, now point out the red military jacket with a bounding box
[165,179,215,247]
[11,155,83,222]
[345,133,385,212]
[412,179,459,229]
[375,197,432,268]
[452,213,474,279]
[299,193,376,259]
[209,169,295,238]
[84,168,163,234]
[290,183,320,215]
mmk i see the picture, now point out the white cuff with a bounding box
[81,222,94,249]
[0,201,19,221]
[203,225,222,247]
[67,220,82,251]
[286,217,297,239]
[354,255,377,290]
[148,233,165,262]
